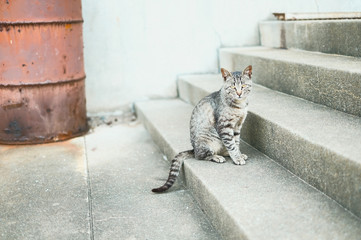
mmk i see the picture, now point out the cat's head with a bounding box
[221,65,252,100]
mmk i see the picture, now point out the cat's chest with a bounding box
[226,103,247,115]
[220,106,248,124]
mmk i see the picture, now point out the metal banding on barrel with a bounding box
[0,0,88,144]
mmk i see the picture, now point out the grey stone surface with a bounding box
[0,123,220,240]
[259,20,361,58]
[85,123,220,240]
[0,138,91,240]
[177,76,361,218]
[220,47,361,117]
[135,99,361,240]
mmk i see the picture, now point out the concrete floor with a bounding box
[0,121,219,240]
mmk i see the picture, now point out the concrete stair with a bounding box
[135,18,361,239]
[135,99,361,240]
[259,20,361,58]
[178,76,361,219]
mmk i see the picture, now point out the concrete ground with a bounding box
[0,120,219,240]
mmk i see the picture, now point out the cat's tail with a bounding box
[152,149,194,193]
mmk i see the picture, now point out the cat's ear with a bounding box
[221,68,231,81]
[243,65,252,78]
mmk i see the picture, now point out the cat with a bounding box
[152,65,252,193]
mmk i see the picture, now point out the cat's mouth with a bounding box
[238,92,249,97]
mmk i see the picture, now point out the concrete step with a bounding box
[259,20,361,58]
[135,99,361,240]
[177,75,361,219]
[219,47,361,117]
[84,124,220,240]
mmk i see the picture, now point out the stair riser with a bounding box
[177,78,211,106]
[178,78,361,218]
[220,50,361,117]
[242,111,361,217]
[259,20,361,58]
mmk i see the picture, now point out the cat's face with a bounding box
[221,66,252,100]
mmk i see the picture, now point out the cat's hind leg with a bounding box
[194,144,226,164]
[205,155,226,163]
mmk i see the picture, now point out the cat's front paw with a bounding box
[241,153,248,160]
[232,154,248,165]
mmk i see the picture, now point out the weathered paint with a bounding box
[0,23,84,85]
[0,0,83,23]
[0,0,88,144]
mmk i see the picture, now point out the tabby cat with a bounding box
[152,65,252,193]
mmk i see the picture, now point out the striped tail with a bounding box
[152,150,194,193]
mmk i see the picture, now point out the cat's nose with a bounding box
[236,90,242,97]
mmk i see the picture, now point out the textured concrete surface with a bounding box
[0,138,90,240]
[135,99,361,240]
[85,124,220,240]
[0,123,220,240]
[220,47,361,117]
[259,20,361,57]
[177,74,223,106]
[177,76,361,218]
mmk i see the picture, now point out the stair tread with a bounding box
[179,75,361,164]
[222,47,361,73]
[84,124,220,240]
[135,99,361,240]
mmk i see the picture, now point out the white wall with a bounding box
[83,0,361,114]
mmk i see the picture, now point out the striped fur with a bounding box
[152,150,194,193]
[152,66,252,193]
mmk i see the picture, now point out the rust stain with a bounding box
[0,0,83,23]
[4,121,22,137]
[2,102,24,110]
[0,23,85,85]
[65,23,72,29]
[0,145,16,153]
[49,138,87,176]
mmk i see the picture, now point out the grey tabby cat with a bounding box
[152,65,252,193]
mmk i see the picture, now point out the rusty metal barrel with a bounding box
[0,0,88,144]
